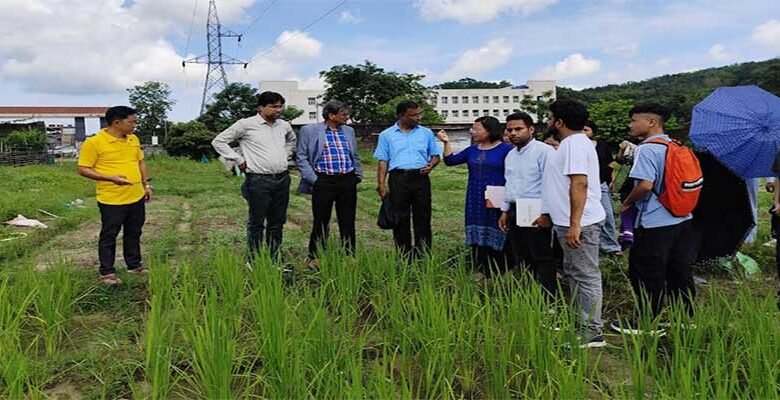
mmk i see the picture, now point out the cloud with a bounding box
[535,53,601,80]
[415,0,557,24]
[441,38,512,80]
[239,31,323,82]
[0,0,256,95]
[339,10,361,24]
[752,19,780,51]
[603,42,638,57]
[707,43,732,61]
[655,57,672,68]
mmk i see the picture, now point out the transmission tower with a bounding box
[182,0,248,115]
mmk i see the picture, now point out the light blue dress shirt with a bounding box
[502,139,553,211]
[629,134,693,228]
[373,123,442,170]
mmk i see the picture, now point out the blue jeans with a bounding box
[599,182,622,253]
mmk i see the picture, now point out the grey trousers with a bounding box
[599,182,622,253]
[554,223,604,337]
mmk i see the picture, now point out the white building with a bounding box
[258,81,324,125]
[430,80,556,123]
[258,79,556,125]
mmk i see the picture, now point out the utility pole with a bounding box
[182,0,248,115]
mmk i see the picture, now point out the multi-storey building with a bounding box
[430,80,556,123]
[258,79,556,125]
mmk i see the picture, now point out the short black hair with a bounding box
[548,99,589,131]
[105,106,137,125]
[396,100,419,117]
[584,119,599,135]
[475,116,502,142]
[506,111,534,128]
[257,91,285,107]
[629,103,670,123]
[322,100,348,121]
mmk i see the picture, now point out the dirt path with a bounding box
[35,196,189,271]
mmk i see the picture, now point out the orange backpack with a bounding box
[643,138,703,217]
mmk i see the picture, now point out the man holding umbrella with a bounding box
[612,103,699,335]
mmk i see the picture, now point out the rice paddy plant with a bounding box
[400,278,458,398]
[31,264,81,356]
[0,277,36,399]
[144,262,175,400]
[247,251,306,398]
[177,261,242,399]
[212,249,246,332]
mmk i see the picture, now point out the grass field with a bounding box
[1,151,779,399]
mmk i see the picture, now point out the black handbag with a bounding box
[377,198,399,230]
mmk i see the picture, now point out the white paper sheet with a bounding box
[484,186,505,209]
[514,198,542,227]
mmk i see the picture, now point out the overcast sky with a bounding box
[1,0,778,127]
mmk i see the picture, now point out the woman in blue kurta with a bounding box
[438,116,513,275]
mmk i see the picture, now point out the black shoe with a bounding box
[580,335,607,349]
[610,318,666,336]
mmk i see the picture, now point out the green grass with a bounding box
[0,155,778,398]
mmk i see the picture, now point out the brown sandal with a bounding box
[127,266,149,276]
[100,273,122,285]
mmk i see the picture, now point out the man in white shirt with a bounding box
[535,99,606,348]
[212,91,296,264]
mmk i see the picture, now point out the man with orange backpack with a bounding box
[611,103,703,335]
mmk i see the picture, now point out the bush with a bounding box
[162,121,217,160]
[0,129,48,151]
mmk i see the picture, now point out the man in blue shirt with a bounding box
[374,100,441,259]
[296,101,363,267]
[498,112,556,297]
[612,103,697,335]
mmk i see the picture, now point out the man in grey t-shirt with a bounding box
[212,91,296,264]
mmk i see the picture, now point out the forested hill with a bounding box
[557,58,780,125]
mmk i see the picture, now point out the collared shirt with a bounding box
[211,114,296,174]
[541,133,606,227]
[77,129,145,205]
[630,134,693,228]
[315,126,354,175]
[502,139,553,211]
[373,123,441,170]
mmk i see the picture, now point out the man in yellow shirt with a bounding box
[77,106,152,285]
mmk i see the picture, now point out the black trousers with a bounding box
[507,205,557,297]
[242,172,290,262]
[98,198,145,276]
[628,220,696,317]
[388,170,432,259]
[308,172,358,259]
[470,245,510,276]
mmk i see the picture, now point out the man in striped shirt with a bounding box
[297,100,363,266]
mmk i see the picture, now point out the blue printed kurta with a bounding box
[444,142,513,250]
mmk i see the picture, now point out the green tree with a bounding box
[520,90,554,122]
[127,81,175,143]
[162,121,216,160]
[588,98,634,144]
[198,83,258,133]
[320,61,431,123]
[281,105,304,122]
[376,95,443,125]
[434,78,513,89]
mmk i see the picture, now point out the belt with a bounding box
[316,170,355,177]
[390,168,422,174]
[246,170,289,179]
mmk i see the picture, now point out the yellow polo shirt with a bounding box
[78,129,145,205]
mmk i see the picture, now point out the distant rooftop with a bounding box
[0,106,109,118]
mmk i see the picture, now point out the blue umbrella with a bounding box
[689,85,780,179]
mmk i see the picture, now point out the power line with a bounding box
[183,0,200,56]
[240,0,278,35]
[249,0,348,63]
